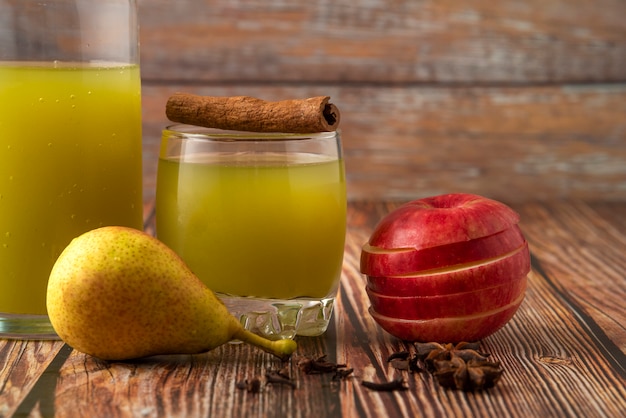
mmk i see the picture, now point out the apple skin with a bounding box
[361,193,530,342]
[367,193,520,251]
[369,292,525,342]
[367,275,527,320]
[366,242,530,297]
[361,224,526,277]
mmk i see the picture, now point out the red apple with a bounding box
[367,275,527,320]
[367,193,520,250]
[361,193,530,342]
[369,292,525,342]
[361,224,526,277]
[366,242,530,296]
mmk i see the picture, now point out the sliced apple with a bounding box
[367,193,520,250]
[366,242,530,296]
[367,275,527,320]
[361,225,526,277]
[361,193,529,342]
[369,292,525,342]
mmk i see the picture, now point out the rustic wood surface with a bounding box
[1,200,625,418]
[138,0,626,84]
[2,1,625,416]
[141,84,626,203]
[136,0,626,203]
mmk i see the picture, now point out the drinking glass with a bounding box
[0,0,143,338]
[156,125,347,339]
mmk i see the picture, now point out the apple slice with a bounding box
[366,242,530,296]
[366,275,527,320]
[369,292,525,342]
[368,193,520,250]
[361,225,526,277]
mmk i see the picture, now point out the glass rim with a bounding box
[163,124,340,142]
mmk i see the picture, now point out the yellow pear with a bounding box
[46,226,297,361]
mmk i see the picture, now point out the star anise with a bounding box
[414,342,490,372]
[432,354,503,391]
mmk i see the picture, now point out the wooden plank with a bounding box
[0,340,66,417]
[51,338,340,418]
[140,83,626,202]
[336,201,626,417]
[137,0,626,83]
[517,201,626,353]
[2,201,625,417]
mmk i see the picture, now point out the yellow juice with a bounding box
[156,153,346,299]
[0,62,143,315]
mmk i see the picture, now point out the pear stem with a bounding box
[232,328,297,361]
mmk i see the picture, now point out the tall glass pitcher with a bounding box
[0,0,143,338]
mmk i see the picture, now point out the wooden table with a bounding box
[1,200,624,417]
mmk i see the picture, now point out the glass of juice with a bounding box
[0,0,143,338]
[156,125,347,339]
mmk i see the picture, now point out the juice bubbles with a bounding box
[157,154,346,298]
[0,62,143,316]
[156,128,346,338]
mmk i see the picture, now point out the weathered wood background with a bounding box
[2,3,626,416]
[137,0,626,203]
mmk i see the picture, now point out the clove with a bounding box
[362,378,408,392]
[300,355,348,375]
[265,370,297,389]
[236,377,263,393]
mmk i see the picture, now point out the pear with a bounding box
[46,226,297,361]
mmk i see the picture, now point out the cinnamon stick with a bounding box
[165,93,340,133]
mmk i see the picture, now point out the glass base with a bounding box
[0,313,60,340]
[218,294,336,340]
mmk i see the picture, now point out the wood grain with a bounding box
[138,0,626,83]
[136,0,626,203]
[2,201,624,417]
[336,201,626,417]
[141,83,626,202]
[518,201,626,353]
[2,0,626,415]
[0,340,66,417]
[50,339,339,418]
